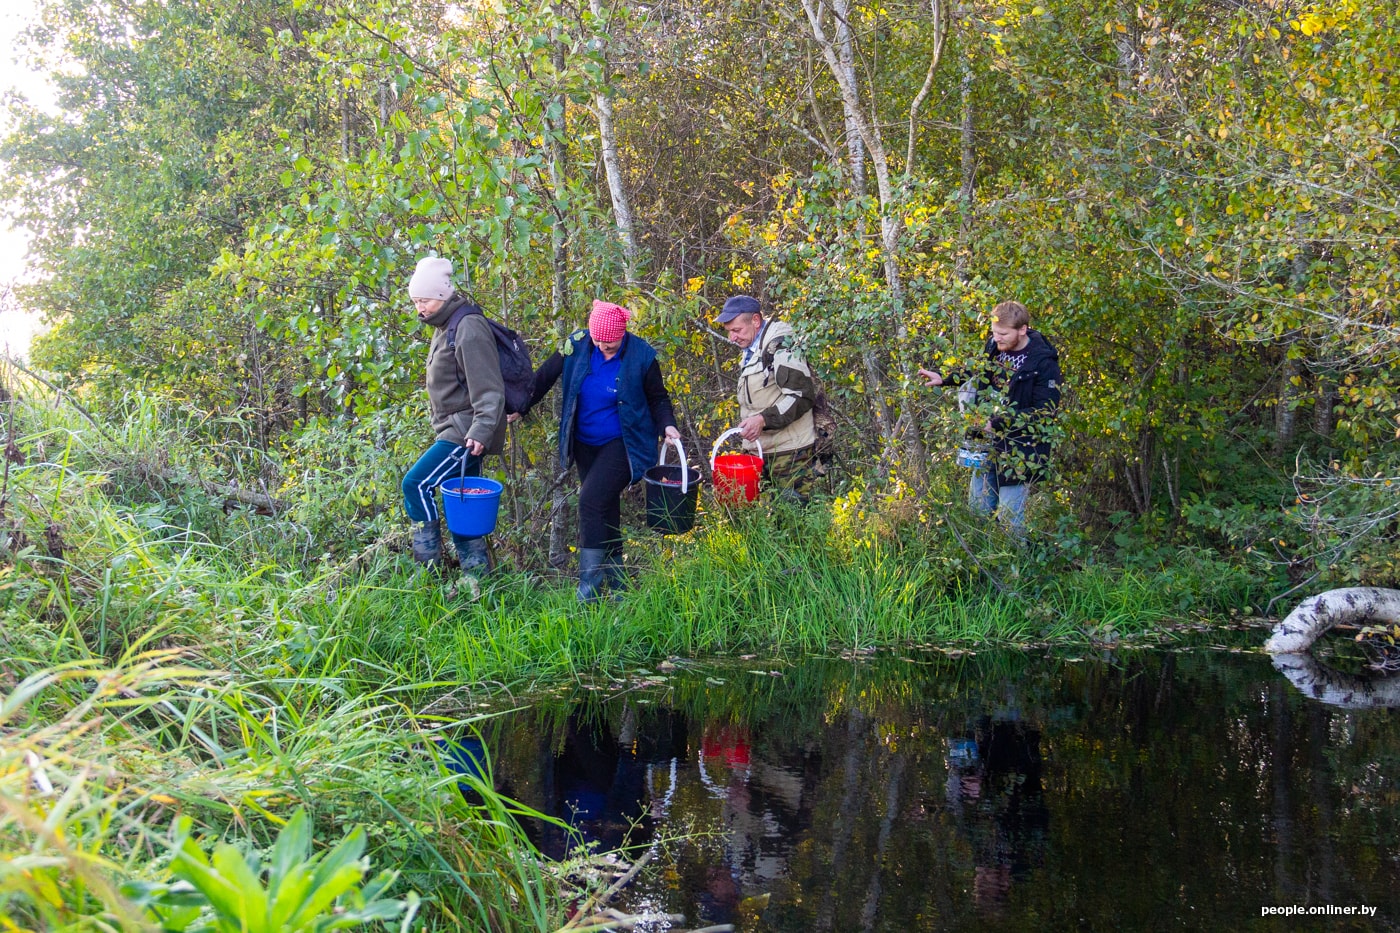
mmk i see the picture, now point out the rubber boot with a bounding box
[411,521,443,569]
[603,549,629,596]
[455,535,491,577]
[576,548,607,604]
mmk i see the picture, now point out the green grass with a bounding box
[0,649,576,931]
[278,510,1261,695]
[0,379,1269,930]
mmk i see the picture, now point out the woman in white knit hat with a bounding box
[400,256,506,575]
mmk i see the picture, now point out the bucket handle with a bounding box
[657,436,690,495]
[443,444,471,496]
[709,428,762,472]
[446,444,481,497]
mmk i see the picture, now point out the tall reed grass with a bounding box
[0,644,580,930]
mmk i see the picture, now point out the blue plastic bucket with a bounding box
[955,447,989,469]
[440,476,504,537]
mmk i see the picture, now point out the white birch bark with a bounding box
[905,0,949,179]
[1265,587,1400,653]
[588,0,641,284]
[834,1,866,202]
[801,0,930,475]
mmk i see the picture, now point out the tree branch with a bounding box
[906,0,949,178]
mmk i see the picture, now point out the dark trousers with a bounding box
[761,444,816,505]
[575,438,631,552]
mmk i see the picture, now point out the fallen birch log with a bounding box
[147,465,283,514]
[1263,587,1400,654]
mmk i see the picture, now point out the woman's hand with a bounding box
[664,426,681,440]
[918,367,943,387]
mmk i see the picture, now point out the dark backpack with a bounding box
[760,335,837,465]
[444,301,535,416]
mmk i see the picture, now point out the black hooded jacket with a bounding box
[943,328,1062,485]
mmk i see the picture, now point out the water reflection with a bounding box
[489,704,689,856]
[944,717,1048,919]
[1273,651,1400,710]
[481,652,1400,932]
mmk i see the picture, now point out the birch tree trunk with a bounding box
[955,41,974,283]
[1265,587,1400,654]
[1312,369,1336,439]
[1274,248,1311,457]
[379,80,406,163]
[588,0,641,285]
[546,19,571,568]
[1115,1,1143,92]
[802,0,929,479]
[1275,351,1302,458]
[835,5,866,205]
[905,0,949,179]
[832,2,894,457]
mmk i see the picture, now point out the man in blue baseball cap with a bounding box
[718,295,820,503]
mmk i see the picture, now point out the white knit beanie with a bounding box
[408,257,454,301]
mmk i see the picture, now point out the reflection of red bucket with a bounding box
[710,429,763,505]
[702,726,751,768]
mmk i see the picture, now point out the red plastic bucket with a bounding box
[710,429,763,504]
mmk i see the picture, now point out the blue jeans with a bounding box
[969,466,1029,535]
[402,440,484,549]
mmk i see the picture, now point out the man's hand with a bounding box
[664,425,681,441]
[738,413,766,441]
[464,438,485,456]
[918,367,943,387]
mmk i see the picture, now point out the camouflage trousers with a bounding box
[762,444,817,505]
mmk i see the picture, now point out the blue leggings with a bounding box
[402,441,484,545]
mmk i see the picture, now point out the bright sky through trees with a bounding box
[0,0,50,357]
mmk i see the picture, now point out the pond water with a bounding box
[472,648,1399,931]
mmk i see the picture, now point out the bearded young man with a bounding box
[919,300,1063,533]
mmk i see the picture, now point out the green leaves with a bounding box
[123,809,418,933]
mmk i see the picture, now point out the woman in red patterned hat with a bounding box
[517,300,681,602]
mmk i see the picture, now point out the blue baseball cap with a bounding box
[716,294,761,323]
